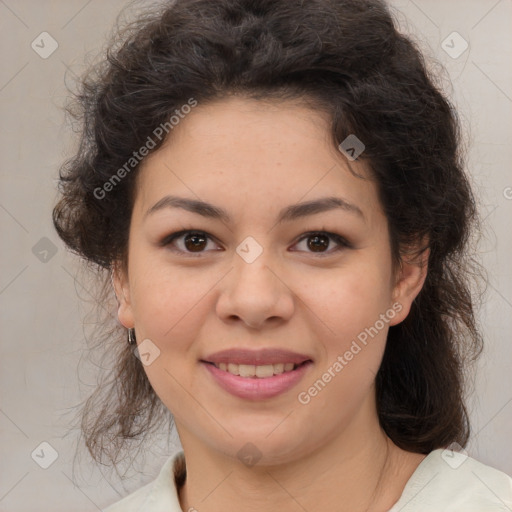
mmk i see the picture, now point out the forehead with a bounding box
[134,96,383,226]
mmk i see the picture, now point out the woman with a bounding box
[52,0,512,510]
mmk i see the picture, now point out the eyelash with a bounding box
[160,229,352,257]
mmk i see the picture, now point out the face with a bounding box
[114,96,426,465]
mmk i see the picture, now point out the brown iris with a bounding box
[184,232,208,252]
[307,234,329,252]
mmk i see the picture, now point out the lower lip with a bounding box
[202,361,313,400]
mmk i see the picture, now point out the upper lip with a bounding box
[202,348,313,366]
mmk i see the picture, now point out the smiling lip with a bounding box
[202,359,313,400]
[202,348,312,366]
[201,348,313,400]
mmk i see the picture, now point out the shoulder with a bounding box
[103,451,185,512]
[390,448,512,512]
[103,481,154,512]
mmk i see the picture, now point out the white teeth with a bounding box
[227,363,239,375]
[255,364,274,378]
[213,362,300,378]
[239,364,256,377]
[273,363,284,374]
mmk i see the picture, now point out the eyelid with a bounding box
[159,229,222,255]
[293,231,352,253]
[160,229,351,256]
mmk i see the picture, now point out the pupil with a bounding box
[308,234,328,252]
[185,233,207,251]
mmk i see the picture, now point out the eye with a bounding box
[161,230,222,256]
[292,231,351,256]
[161,229,351,257]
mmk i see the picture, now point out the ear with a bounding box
[111,261,135,329]
[389,246,429,326]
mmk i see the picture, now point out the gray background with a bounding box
[0,0,511,510]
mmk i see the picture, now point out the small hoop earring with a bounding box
[128,327,136,346]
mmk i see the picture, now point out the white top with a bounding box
[103,449,512,511]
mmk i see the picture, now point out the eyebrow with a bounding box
[144,194,365,224]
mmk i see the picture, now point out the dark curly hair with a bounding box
[52,0,483,472]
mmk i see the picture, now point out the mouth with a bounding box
[201,360,311,378]
[200,348,313,399]
[200,357,313,400]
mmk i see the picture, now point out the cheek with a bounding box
[129,253,222,343]
[128,260,217,405]
[300,262,392,338]
[295,260,393,397]
[299,269,391,410]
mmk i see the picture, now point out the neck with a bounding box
[176,407,425,512]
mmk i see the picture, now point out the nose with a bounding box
[215,251,295,330]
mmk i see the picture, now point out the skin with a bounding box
[113,96,429,512]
